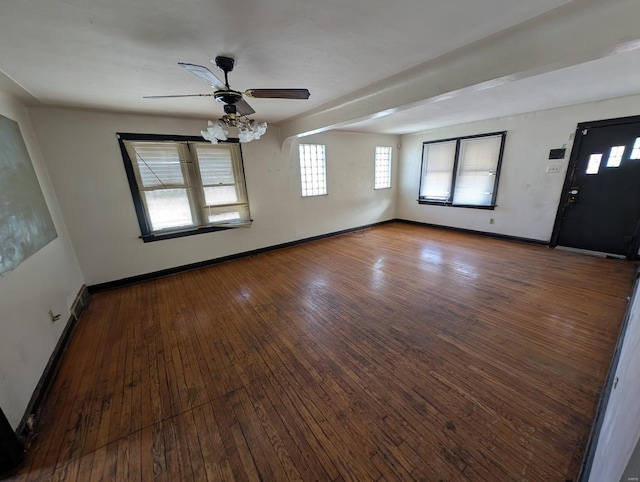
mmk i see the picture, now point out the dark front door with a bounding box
[553,116,640,259]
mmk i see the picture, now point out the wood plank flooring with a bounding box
[6,223,637,481]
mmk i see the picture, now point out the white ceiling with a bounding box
[0,0,638,135]
[345,49,640,134]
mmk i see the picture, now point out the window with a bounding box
[631,138,640,160]
[418,132,506,208]
[586,153,602,174]
[374,146,392,189]
[606,146,625,168]
[299,144,327,197]
[118,133,251,242]
[420,140,456,201]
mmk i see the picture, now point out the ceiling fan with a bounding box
[144,56,310,120]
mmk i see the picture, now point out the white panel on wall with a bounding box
[0,113,57,277]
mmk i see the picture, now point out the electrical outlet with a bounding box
[546,164,562,174]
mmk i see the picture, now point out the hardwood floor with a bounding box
[6,223,636,481]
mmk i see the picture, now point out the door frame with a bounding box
[550,115,640,260]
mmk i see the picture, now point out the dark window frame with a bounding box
[417,131,507,210]
[117,132,251,243]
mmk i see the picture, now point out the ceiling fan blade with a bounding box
[236,99,256,116]
[244,89,310,100]
[178,63,226,89]
[143,94,216,99]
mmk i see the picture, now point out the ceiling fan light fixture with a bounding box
[238,119,267,143]
[151,57,305,144]
[201,119,228,143]
[202,116,267,144]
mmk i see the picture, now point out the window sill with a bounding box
[140,222,252,243]
[417,200,496,210]
[301,193,329,198]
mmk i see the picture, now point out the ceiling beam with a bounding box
[278,0,640,143]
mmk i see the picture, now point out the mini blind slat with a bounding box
[194,145,235,185]
[125,142,185,188]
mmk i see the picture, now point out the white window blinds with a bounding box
[453,135,502,206]
[123,139,251,236]
[418,132,505,207]
[130,143,186,188]
[419,141,456,201]
[193,143,250,225]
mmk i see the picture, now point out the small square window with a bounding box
[606,146,625,168]
[586,154,602,175]
[374,147,392,189]
[631,138,640,160]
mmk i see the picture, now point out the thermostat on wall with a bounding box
[548,148,566,160]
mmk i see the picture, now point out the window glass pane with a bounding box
[203,185,238,205]
[586,154,602,175]
[606,146,625,168]
[195,145,235,185]
[420,141,456,200]
[374,146,392,189]
[144,189,193,231]
[205,204,250,226]
[452,135,502,206]
[127,143,185,188]
[630,138,640,160]
[299,144,327,197]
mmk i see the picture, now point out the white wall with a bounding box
[397,94,640,241]
[622,438,640,482]
[0,92,84,429]
[589,278,640,482]
[29,107,399,285]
